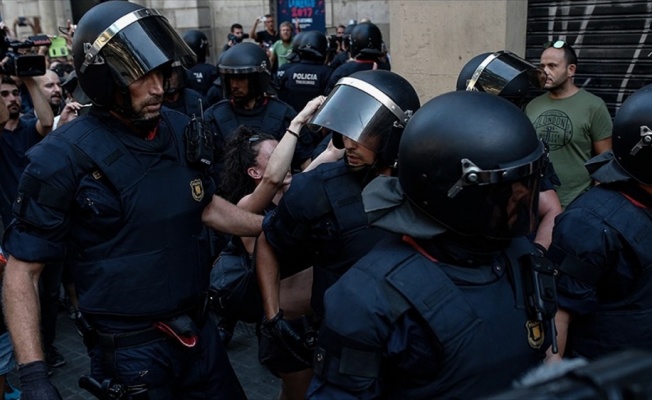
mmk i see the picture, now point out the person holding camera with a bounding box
[221,23,248,53]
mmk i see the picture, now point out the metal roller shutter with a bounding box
[526,0,652,117]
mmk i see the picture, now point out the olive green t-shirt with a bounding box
[525,89,612,208]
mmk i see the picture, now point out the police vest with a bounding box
[315,236,549,398]
[266,161,394,315]
[206,98,291,147]
[58,111,213,318]
[279,61,332,112]
[563,186,652,359]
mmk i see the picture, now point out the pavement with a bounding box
[9,312,280,399]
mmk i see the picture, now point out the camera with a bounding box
[227,33,248,44]
[0,32,51,76]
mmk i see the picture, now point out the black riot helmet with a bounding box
[298,30,328,62]
[456,51,546,108]
[399,91,546,239]
[349,22,383,59]
[589,84,652,185]
[73,1,196,108]
[285,31,306,64]
[309,70,420,169]
[218,42,271,101]
[183,30,209,63]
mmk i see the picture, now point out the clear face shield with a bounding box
[79,8,196,89]
[308,76,410,152]
[447,142,546,238]
[465,51,546,98]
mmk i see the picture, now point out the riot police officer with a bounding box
[548,84,652,361]
[278,30,333,113]
[183,29,219,96]
[204,42,316,173]
[308,90,555,398]
[324,22,390,94]
[1,2,255,398]
[256,69,420,399]
[163,61,207,117]
[456,50,562,251]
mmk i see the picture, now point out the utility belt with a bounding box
[78,312,202,400]
[78,292,212,350]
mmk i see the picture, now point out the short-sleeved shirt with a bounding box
[0,116,41,228]
[255,30,279,49]
[270,40,293,69]
[525,89,613,208]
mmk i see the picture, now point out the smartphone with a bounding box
[260,16,267,22]
[18,16,27,26]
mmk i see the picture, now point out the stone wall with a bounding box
[0,0,527,101]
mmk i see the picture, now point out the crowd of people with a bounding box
[0,2,649,400]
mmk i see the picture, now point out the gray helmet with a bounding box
[73,1,195,107]
[399,91,546,239]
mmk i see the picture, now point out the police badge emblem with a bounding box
[526,320,544,349]
[190,179,204,201]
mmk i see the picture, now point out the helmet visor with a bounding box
[447,143,546,239]
[467,51,546,95]
[480,172,542,239]
[309,79,404,152]
[84,9,196,88]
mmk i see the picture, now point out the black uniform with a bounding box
[204,97,316,173]
[164,88,207,117]
[186,63,219,96]
[278,60,333,113]
[4,109,245,398]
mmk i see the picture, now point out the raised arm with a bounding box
[23,76,54,136]
[249,17,261,42]
[238,96,326,214]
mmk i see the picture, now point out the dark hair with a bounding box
[561,43,578,67]
[1,76,16,86]
[231,23,243,32]
[544,41,578,67]
[218,125,277,204]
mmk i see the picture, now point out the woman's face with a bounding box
[249,139,293,188]
[253,139,278,173]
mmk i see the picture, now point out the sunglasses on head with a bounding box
[544,40,566,49]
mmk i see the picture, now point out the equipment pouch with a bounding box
[520,253,559,353]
